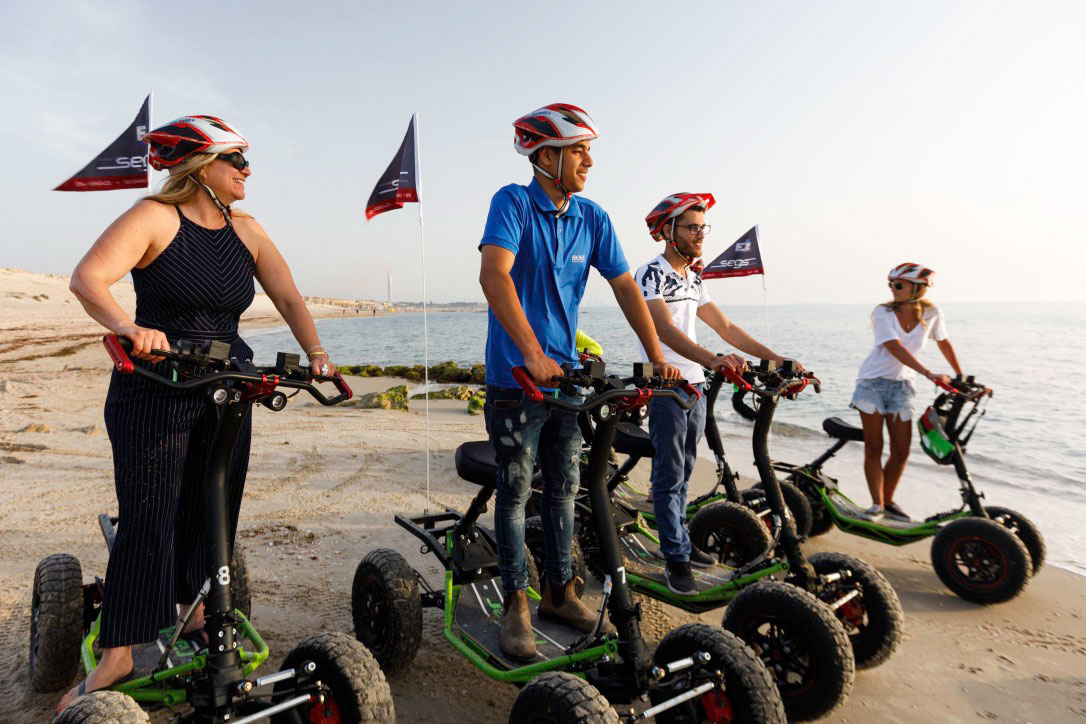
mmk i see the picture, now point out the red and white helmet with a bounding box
[513,103,599,156]
[888,262,935,288]
[645,192,716,241]
[142,115,248,170]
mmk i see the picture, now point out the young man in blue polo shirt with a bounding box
[479,103,679,661]
[637,192,799,596]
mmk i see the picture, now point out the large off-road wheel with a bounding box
[688,502,772,568]
[351,548,423,675]
[931,517,1031,604]
[229,545,252,620]
[272,632,394,723]
[651,623,786,724]
[29,553,84,692]
[985,506,1046,575]
[722,581,855,722]
[54,690,149,723]
[748,480,814,539]
[524,516,587,597]
[508,671,619,723]
[808,552,904,669]
[786,473,834,537]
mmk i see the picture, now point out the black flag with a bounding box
[55,95,150,192]
[701,225,765,279]
[365,115,419,220]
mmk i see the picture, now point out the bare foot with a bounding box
[56,647,134,714]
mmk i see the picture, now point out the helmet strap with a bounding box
[198,181,233,225]
[531,148,572,216]
[668,219,695,267]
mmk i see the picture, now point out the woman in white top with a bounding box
[851,263,962,521]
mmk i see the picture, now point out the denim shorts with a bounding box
[850,377,916,421]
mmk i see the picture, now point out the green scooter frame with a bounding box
[30,336,392,723]
[352,362,788,724]
[741,375,1045,604]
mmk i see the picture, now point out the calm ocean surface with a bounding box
[247,302,1086,576]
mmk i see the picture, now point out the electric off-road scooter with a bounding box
[351,362,788,724]
[30,335,394,723]
[544,361,903,720]
[735,375,1045,605]
[588,365,815,540]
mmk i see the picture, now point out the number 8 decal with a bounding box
[217,566,230,586]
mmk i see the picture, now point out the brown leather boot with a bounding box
[499,590,537,661]
[538,577,617,635]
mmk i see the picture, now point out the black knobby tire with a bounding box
[29,553,84,692]
[508,671,619,723]
[722,581,855,722]
[750,481,814,539]
[351,548,423,675]
[688,502,772,568]
[808,552,904,669]
[524,516,588,597]
[272,632,395,723]
[229,546,252,620]
[651,623,786,724]
[54,690,150,723]
[930,517,1031,604]
[788,472,834,537]
[985,506,1046,575]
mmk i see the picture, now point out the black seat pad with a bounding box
[614,422,655,458]
[823,416,864,442]
[455,441,498,487]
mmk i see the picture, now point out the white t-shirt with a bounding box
[634,254,712,384]
[857,305,948,382]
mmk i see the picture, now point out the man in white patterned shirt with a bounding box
[635,192,798,596]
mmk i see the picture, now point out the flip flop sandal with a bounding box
[60,668,136,714]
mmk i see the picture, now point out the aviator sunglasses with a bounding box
[888,281,910,290]
[217,152,250,171]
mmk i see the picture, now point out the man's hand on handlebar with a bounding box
[525,351,565,387]
[652,361,681,380]
[118,325,169,363]
[710,354,747,375]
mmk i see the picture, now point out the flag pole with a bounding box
[414,112,432,514]
[145,91,153,192]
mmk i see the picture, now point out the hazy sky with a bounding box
[3,1,1083,306]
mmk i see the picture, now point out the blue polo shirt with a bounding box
[480,178,629,389]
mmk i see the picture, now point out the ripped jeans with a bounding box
[485,385,582,593]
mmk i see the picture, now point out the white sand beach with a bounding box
[1,268,1084,723]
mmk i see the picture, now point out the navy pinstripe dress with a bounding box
[100,205,255,647]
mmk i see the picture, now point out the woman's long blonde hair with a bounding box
[144,153,251,218]
[878,282,934,327]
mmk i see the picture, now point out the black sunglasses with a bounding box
[888,281,909,290]
[217,152,249,171]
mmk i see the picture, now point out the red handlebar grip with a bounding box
[681,382,702,400]
[332,371,353,400]
[512,366,544,402]
[934,378,955,393]
[721,368,752,391]
[103,334,134,374]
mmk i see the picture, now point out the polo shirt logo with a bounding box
[571,254,587,263]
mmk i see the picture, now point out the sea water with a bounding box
[247,302,1086,576]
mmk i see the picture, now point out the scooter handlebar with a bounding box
[510,366,698,413]
[104,334,353,406]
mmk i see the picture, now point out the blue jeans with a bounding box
[648,384,707,563]
[485,385,582,593]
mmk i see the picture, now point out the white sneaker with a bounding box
[863,505,885,520]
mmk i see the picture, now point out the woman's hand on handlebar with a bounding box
[926,371,953,388]
[308,353,336,378]
[652,361,681,379]
[117,324,169,363]
[710,354,747,375]
[525,351,564,386]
